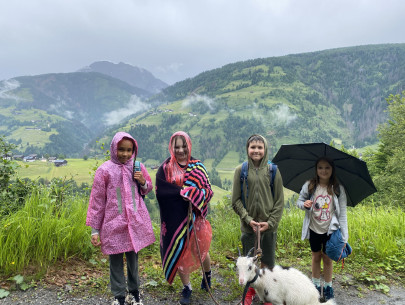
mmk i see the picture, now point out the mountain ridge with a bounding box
[2,43,404,160]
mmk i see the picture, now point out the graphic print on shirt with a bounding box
[313,194,332,221]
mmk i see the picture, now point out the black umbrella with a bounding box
[272,143,377,207]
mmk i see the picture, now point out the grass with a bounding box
[16,159,95,185]
[1,193,404,300]
[0,189,94,275]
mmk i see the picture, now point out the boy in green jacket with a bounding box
[232,134,284,305]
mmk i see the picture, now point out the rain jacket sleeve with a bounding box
[231,165,253,226]
[86,167,107,230]
[297,181,311,211]
[267,169,284,230]
[334,185,349,243]
[139,163,153,195]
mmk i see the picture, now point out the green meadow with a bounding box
[16,158,234,204]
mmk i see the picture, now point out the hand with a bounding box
[133,171,146,186]
[258,222,269,232]
[249,220,269,232]
[91,234,101,247]
[304,200,313,209]
[249,220,260,231]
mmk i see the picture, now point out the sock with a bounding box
[324,281,332,288]
[185,283,192,290]
[205,270,211,278]
[312,277,321,287]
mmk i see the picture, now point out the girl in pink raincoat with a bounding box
[86,132,155,305]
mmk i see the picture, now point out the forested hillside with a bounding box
[103,44,405,164]
[2,44,405,160]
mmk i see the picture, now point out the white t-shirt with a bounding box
[309,185,334,234]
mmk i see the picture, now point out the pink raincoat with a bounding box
[86,132,155,255]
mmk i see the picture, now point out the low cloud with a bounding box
[273,104,297,125]
[104,95,150,126]
[182,94,215,110]
[0,79,22,100]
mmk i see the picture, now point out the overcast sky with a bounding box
[1,0,405,85]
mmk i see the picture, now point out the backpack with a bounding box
[326,228,352,263]
[240,160,277,208]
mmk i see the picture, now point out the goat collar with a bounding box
[248,267,260,285]
[242,268,260,304]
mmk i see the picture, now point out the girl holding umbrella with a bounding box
[296,157,348,302]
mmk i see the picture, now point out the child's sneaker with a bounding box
[179,285,192,305]
[315,285,322,295]
[323,286,334,301]
[125,290,143,305]
[112,296,125,305]
[200,270,212,292]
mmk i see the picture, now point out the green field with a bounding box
[15,157,299,206]
[17,159,96,185]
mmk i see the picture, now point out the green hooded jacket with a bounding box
[231,135,284,233]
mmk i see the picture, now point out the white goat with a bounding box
[236,256,336,305]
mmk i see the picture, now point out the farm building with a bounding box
[54,160,68,167]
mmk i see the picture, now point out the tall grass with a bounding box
[348,202,405,260]
[209,197,405,272]
[0,189,93,274]
[1,192,404,283]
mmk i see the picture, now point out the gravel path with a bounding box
[1,281,404,305]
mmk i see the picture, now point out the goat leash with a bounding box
[241,227,262,305]
[187,202,223,305]
[254,225,262,258]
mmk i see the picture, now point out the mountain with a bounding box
[0,71,163,157]
[108,44,405,164]
[78,61,168,94]
[2,44,404,160]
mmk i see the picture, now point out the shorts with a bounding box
[241,230,277,268]
[309,229,330,253]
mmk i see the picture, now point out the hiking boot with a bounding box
[179,285,192,305]
[125,290,143,305]
[240,287,255,305]
[323,286,334,301]
[200,270,212,292]
[112,296,125,305]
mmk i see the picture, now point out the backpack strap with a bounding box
[268,161,277,198]
[240,161,249,208]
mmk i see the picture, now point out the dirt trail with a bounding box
[1,280,404,305]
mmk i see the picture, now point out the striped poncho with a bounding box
[156,157,213,284]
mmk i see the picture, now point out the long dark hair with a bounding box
[308,157,340,196]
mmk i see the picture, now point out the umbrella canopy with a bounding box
[272,143,377,207]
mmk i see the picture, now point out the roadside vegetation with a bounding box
[0,92,405,300]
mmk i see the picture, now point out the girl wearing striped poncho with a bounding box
[155,131,213,305]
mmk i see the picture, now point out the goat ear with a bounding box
[247,247,255,257]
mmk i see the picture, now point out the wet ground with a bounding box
[1,279,404,305]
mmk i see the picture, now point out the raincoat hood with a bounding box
[110,131,138,165]
[165,131,192,186]
[168,131,192,163]
[246,134,269,168]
